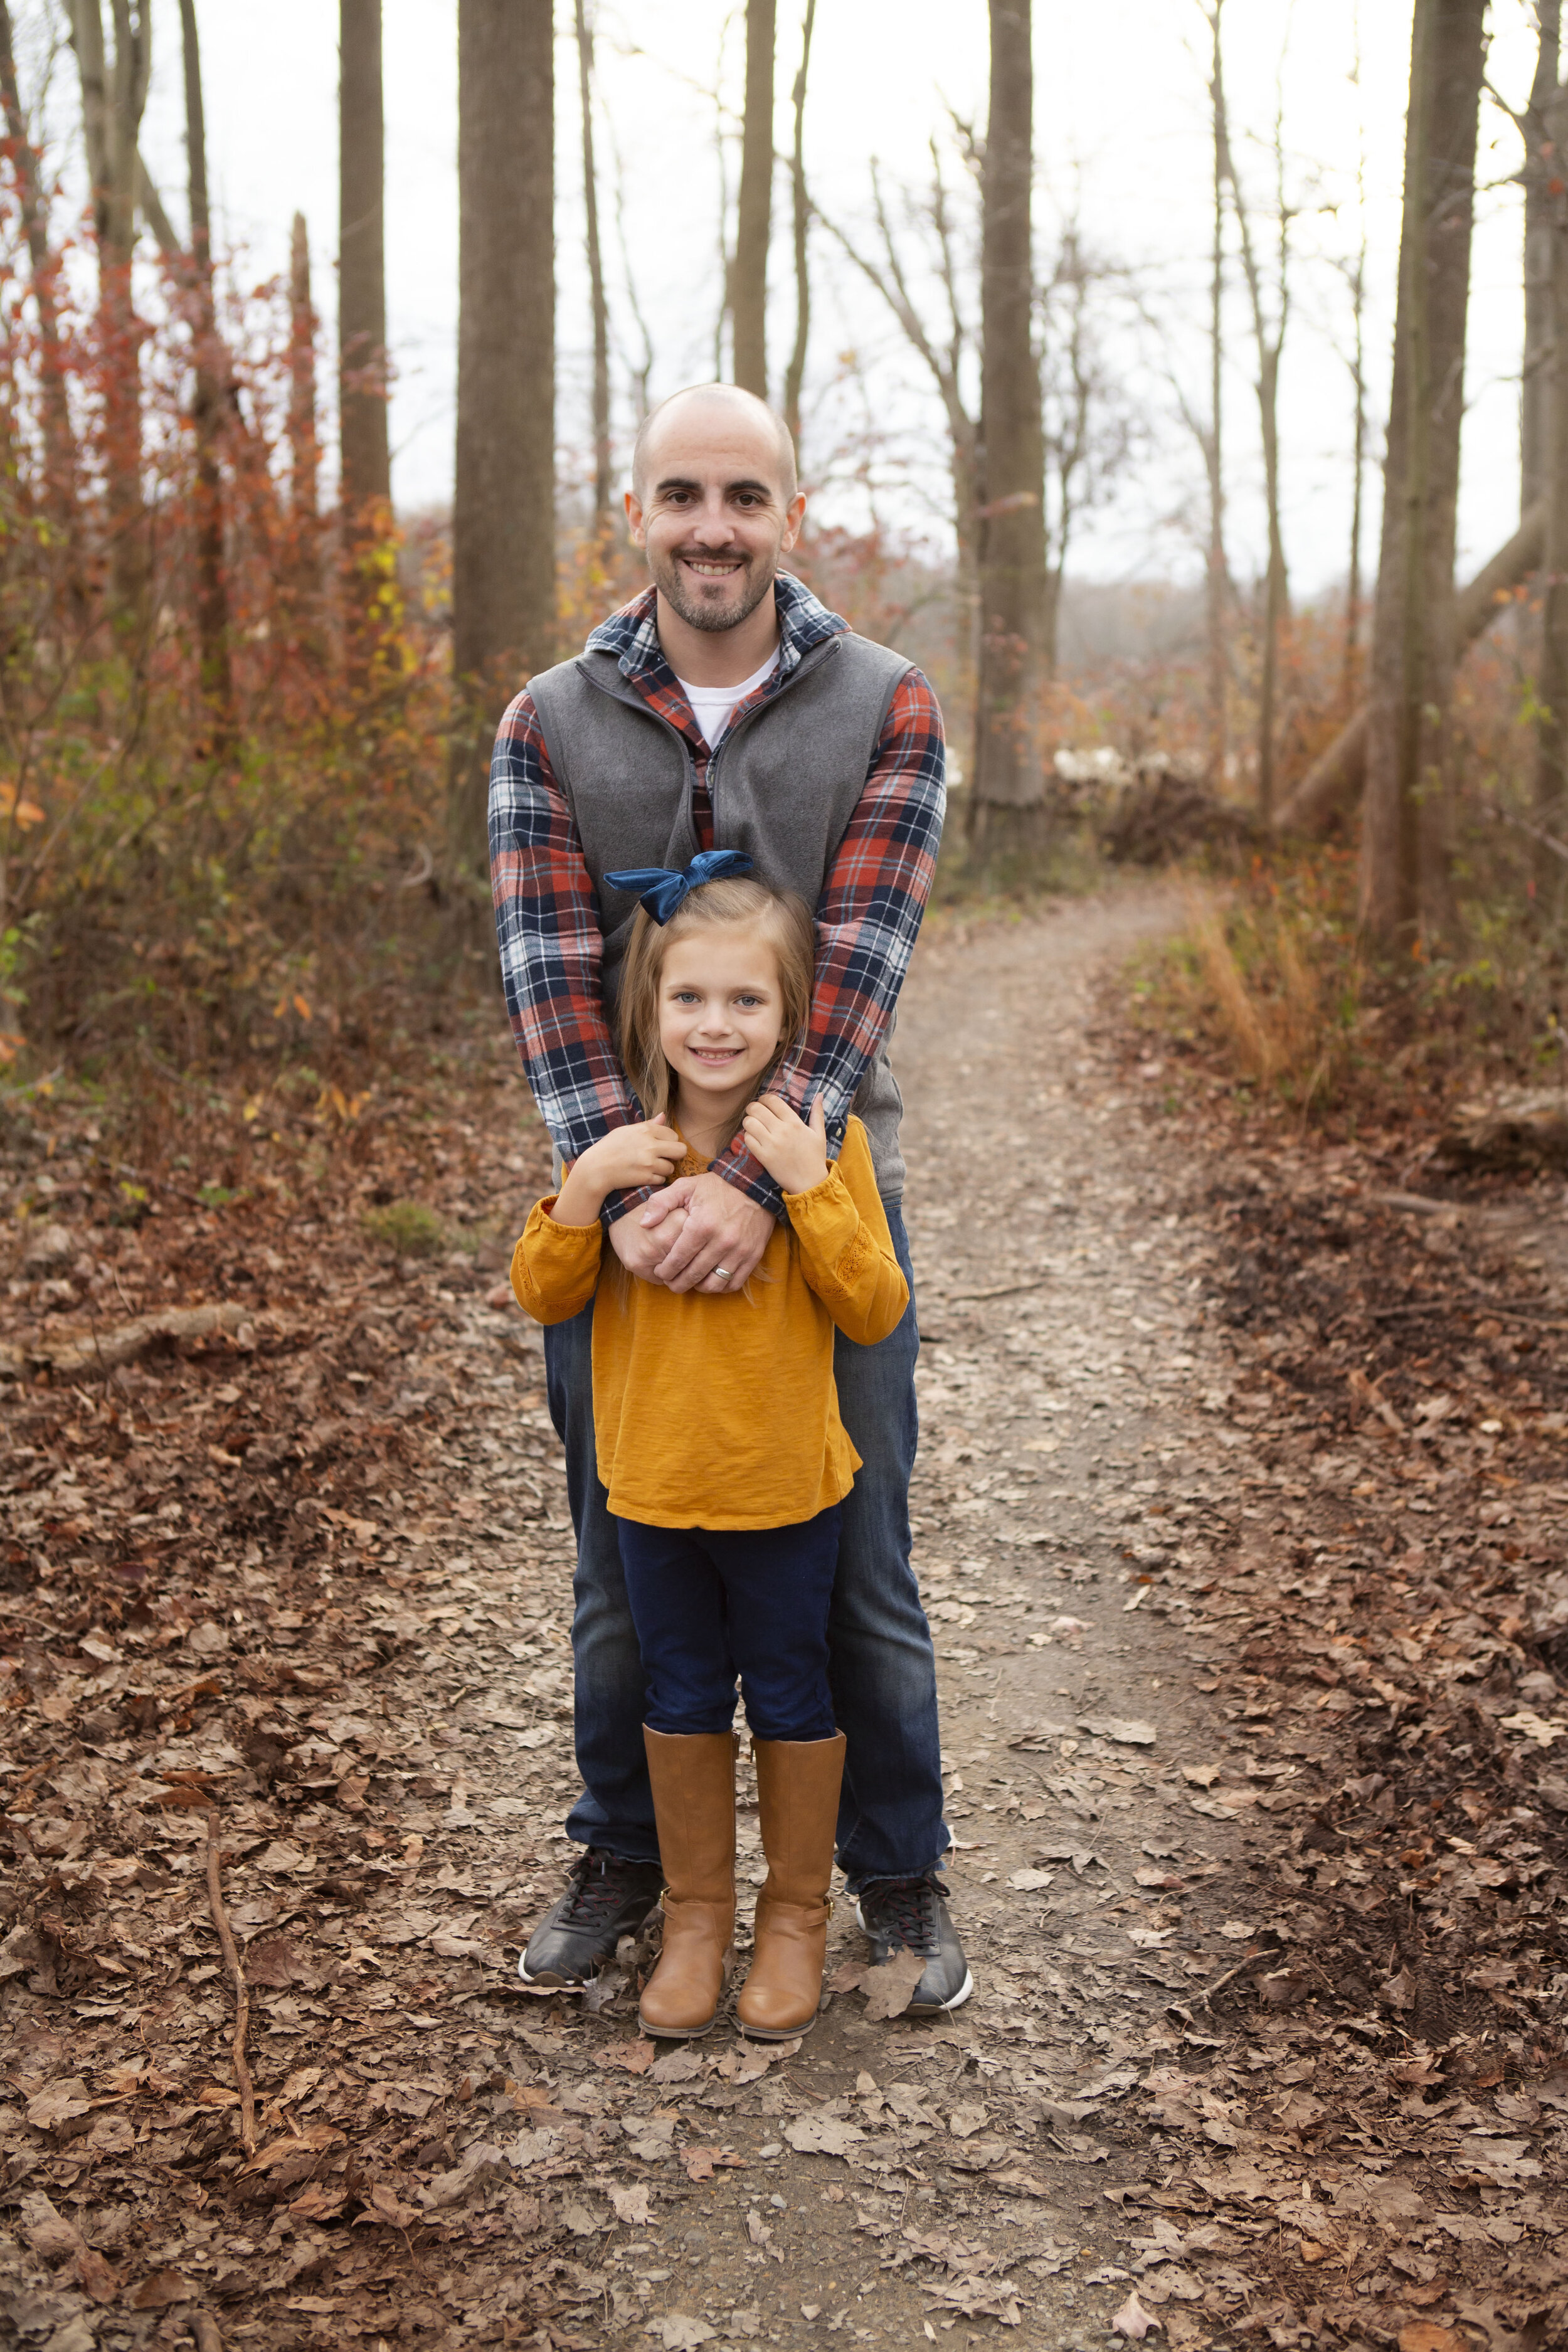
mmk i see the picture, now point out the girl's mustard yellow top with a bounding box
[509,1117,908,1530]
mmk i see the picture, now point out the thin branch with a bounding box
[206,1811,257,2159]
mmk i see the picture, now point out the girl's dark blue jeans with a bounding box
[614,1506,842,1743]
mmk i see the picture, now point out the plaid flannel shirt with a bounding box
[489,571,945,1220]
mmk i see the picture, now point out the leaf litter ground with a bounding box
[0,882,1562,2352]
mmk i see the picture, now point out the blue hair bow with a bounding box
[603,848,755,925]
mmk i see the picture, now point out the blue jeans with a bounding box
[543,1202,949,1889]
[616,1507,842,1742]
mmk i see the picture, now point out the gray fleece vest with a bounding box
[528,628,915,1200]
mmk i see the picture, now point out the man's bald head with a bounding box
[632,383,798,504]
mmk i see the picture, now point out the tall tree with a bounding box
[1202,0,1228,786]
[179,0,233,747]
[1340,11,1369,714]
[289,213,320,529]
[970,0,1049,840]
[338,0,390,524]
[0,0,77,527]
[732,0,775,396]
[782,0,817,450]
[1535,82,1568,876]
[1217,48,1292,822]
[575,0,611,531]
[69,0,152,617]
[452,0,556,867]
[1360,0,1486,943]
[1523,3,1562,519]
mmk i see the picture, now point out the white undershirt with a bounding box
[674,650,780,751]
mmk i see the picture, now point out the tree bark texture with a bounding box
[452,0,556,867]
[179,0,233,748]
[1522,2,1562,519]
[289,213,320,527]
[783,0,817,450]
[1218,72,1291,823]
[1360,0,1485,944]
[733,0,775,397]
[339,0,390,519]
[1276,502,1545,837]
[71,0,151,618]
[575,0,612,529]
[971,0,1049,830]
[1343,233,1367,711]
[0,0,77,526]
[1535,86,1568,882]
[1205,0,1227,787]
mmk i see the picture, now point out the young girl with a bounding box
[509,856,908,2042]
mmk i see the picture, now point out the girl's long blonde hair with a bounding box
[617,876,816,1147]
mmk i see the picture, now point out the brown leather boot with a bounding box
[638,1729,736,2039]
[736,1732,845,2041]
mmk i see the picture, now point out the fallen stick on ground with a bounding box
[0,1301,258,1379]
[943,1275,1052,1304]
[205,1813,257,2159]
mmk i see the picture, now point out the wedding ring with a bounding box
[713,1267,733,1285]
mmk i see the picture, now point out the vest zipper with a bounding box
[704,637,837,842]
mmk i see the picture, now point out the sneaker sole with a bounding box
[517,1958,600,1993]
[905,1965,973,2016]
[854,1904,973,2015]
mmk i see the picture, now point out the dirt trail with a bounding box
[3,884,1563,2352]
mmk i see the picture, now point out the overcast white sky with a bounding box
[43,1,1555,594]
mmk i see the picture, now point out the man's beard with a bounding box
[653,546,776,635]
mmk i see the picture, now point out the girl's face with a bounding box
[658,926,785,1111]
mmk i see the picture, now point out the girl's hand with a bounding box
[554,1115,686,1222]
[741,1093,831,1194]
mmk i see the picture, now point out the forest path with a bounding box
[8,884,1560,2352]
[559,879,1271,2348]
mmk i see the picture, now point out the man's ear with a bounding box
[780,490,807,553]
[625,487,646,548]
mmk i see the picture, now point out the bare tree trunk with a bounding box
[782,0,816,451]
[1205,0,1227,787]
[179,0,233,750]
[732,0,775,396]
[71,0,151,620]
[1041,227,1096,679]
[339,0,390,526]
[452,0,556,869]
[1523,3,1562,518]
[970,0,1048,839]
[1217,43,1291,822]
[0,0,77,526]
[575,0,611,531]
[1536,84,1568,885]
[1360,0,1485,945]
[1342,26,1369,715]
[289,213,320,527]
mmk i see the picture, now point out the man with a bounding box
[489,383,968,2015]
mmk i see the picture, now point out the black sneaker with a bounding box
[856,1875,973,2015]
[518,1850,667,1991]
